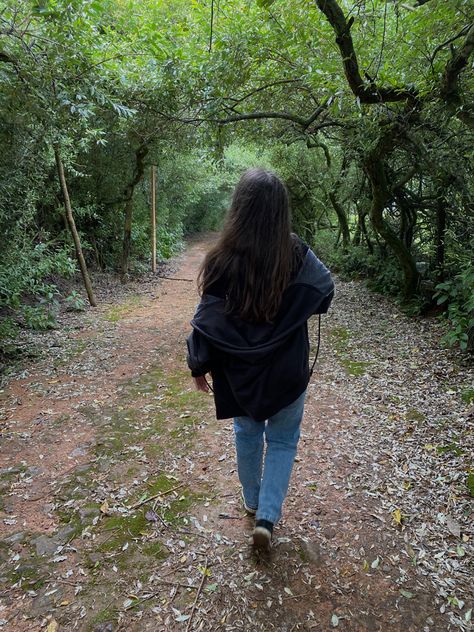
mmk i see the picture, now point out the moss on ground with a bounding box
[461,388,474,405]
[6,560,47,592]
[339,359,369,376]
[103,295,143,322]
[405,409,426,423]
[330,327,370,377]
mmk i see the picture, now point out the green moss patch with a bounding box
[339,359,369,376]
[329,327,370,377]
[405,409,426,423]
[103,295,144,322]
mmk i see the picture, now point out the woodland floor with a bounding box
[0,233,473,632]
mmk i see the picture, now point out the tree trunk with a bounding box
[435,193,447,283]
[120,144,149,278]
[364,153,419,299]
[360,210,374,254]
[354,206,373,253]
[54,145,97,307]
[328,190,350,251]
[121,197,134,279]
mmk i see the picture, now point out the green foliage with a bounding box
[156,226,185,260]
[0,241,76,355]
[20,305,58,331]
[314,231,404,296]
[0,243,75,312]
[434,263,474,351]
[467,472,474,498]
[65,290,87,312]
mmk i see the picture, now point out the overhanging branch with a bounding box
[315,0,417,103]
[440,22,474,101]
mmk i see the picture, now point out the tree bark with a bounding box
[328,190,350,251]
[120,144,149,278]
[364,154,419,298]
[363,125,419,299]
[54,145,97,307]
[435,192,447,282]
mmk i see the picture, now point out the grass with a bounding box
[103,295,143,322]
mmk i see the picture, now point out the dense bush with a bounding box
[435,261,474,351]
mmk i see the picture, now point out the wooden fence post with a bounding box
[151,165,157,273]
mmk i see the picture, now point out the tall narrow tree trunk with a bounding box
[435,192,447,283]
[359,210,374,254]
[120,144,149,278]
[328,190,350,251]
[54,145,97,307]
[121,197,134,279]
[365,154,419,299]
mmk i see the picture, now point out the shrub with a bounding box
[434,262,474,351]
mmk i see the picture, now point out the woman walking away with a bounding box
[186,168,334,551]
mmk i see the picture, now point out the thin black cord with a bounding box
[309,313,321,377]
[204,375,214,393]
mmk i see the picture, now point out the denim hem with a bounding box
[256,514,279,524]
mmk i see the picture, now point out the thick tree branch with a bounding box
[315,0,417,103]
[143,101,341,131]
[440,22,474,101]
[429,24,471,67]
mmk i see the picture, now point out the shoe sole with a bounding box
[253,527,271,551]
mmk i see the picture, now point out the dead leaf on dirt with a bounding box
[100,499,111,515]
[392,508,403,527]
[446,515,461,537]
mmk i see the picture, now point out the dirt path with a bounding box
[0,235,472,631]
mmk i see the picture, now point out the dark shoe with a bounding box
[253,519,273,551]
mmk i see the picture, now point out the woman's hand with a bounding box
[193,375,210,393]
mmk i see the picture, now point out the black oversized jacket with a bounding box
[186,246,334,421]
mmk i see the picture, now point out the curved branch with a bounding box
[315,0,417,103]
[440,22,474,101]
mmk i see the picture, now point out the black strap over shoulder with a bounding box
[309,313,321,378]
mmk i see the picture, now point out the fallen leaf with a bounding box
[446,515,461,538]
[371,556,380,569]
[145,510,158,522]
[392,508,403,527]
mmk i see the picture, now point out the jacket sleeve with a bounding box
[314,282,335,314]
[309,251,335,315]
[186,328,213,377]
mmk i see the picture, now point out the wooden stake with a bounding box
[151,165,157,273]
[54,145,97,307]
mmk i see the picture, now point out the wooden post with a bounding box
[54,144,97,307]
[151,165,157,273]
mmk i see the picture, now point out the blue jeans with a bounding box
[233,389,306,525]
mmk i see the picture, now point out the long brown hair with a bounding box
[198,168,302,323]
